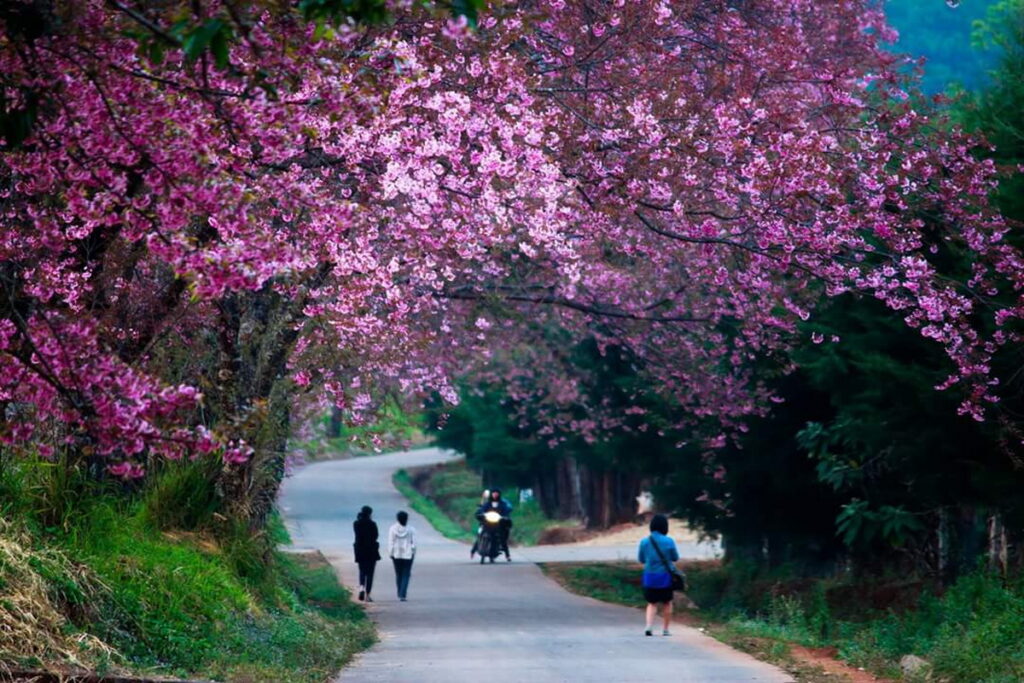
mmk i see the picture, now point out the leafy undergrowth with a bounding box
[541,561,1024,682]
[0,464,375,682]
[394,460,576,546]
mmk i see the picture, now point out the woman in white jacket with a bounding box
[388,510,417,601]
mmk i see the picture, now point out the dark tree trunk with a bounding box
[327,405,343,439]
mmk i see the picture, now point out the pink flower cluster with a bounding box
[0,1,1019,474]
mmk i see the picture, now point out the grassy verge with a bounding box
[393,468,476,542]
[541,561,1024,683]
[393,460,576,546]
[0,458,375,682]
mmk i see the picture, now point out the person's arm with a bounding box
[410,527,417,556]
[387,525,395,557]
[669,539,680,563]
[637,539,647,564]
[371,522,378,543]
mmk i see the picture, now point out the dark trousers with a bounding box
[500,519,511,555]
[392,557,413,599]
[357,561,377,595]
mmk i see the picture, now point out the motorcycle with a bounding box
[475,509,507,564]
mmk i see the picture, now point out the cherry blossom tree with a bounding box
[0,0,1020,522]
[466,1,1022,429]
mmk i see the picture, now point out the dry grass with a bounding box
[0,518,124,675]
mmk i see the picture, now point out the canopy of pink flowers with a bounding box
[1,1,1019,467]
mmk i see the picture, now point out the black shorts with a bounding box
[643,586,674,604]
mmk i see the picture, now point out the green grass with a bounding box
[0,456,375,681]
[63,503,374,681]
[542,561,647,608]
[393,460,577,546]
[542,560,1024,683]
[502,486,570,546]
[393,468,476,542]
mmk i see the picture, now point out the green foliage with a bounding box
[549,560,1024,683]
[429,340,699,532]
[392,468,476,542]
[297,0,388,24]
[394,460,578,546]
[406,460,482,534]
[835,500,925,549]
[296,400,428,460]
[503,488,567,546]
[0,86,40,148]
[67,502,252,670]
[884,0,997,92]
[0,452,103,532]
[139,457,222,532]
[841,570,1024,682]
[0,455,374,680]
[959,0,1024,221]
[181,18,231,68]
[540,562,647,609]
[267,510,294,546]
[429,386,551,487]
[158,0,491,73]
[788,294,1021,569]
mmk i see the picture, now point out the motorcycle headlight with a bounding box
[483,511,502,524]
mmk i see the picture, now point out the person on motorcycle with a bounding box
[475,488,513,560]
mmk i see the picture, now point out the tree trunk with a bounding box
[212,280,314,532]
[988,513,1008,576]
[327,405,343,439]
[938,507,951,584]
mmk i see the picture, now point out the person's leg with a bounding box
[392,558,401,597]
[399,558,413,599]
[396,559,408,599]
[501,523,511,558]
[662,600,673,634]
[644,602,657,634]
[357,563,367,600]
[365,561,376,598]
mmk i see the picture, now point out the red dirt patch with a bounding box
[789,645,894,683]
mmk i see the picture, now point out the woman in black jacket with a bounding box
[353,505,381,602]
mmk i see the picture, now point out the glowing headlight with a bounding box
[484,511,502,524]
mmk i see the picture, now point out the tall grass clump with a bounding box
[139,457,222,532]
[0,451,375,681]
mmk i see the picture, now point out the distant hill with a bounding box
[884,0,997,92]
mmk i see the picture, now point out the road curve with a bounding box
[279,448,792,683]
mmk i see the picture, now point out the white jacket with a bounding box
[388,523,416,559]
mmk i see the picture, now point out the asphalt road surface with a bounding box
[279,448,792,683]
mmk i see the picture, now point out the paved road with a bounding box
[279,448,792,683]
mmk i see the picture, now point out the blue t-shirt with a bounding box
[637,532,679,588]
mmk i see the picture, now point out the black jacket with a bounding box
[353,517,381,563]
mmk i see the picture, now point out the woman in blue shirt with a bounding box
[636,514,680,636]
